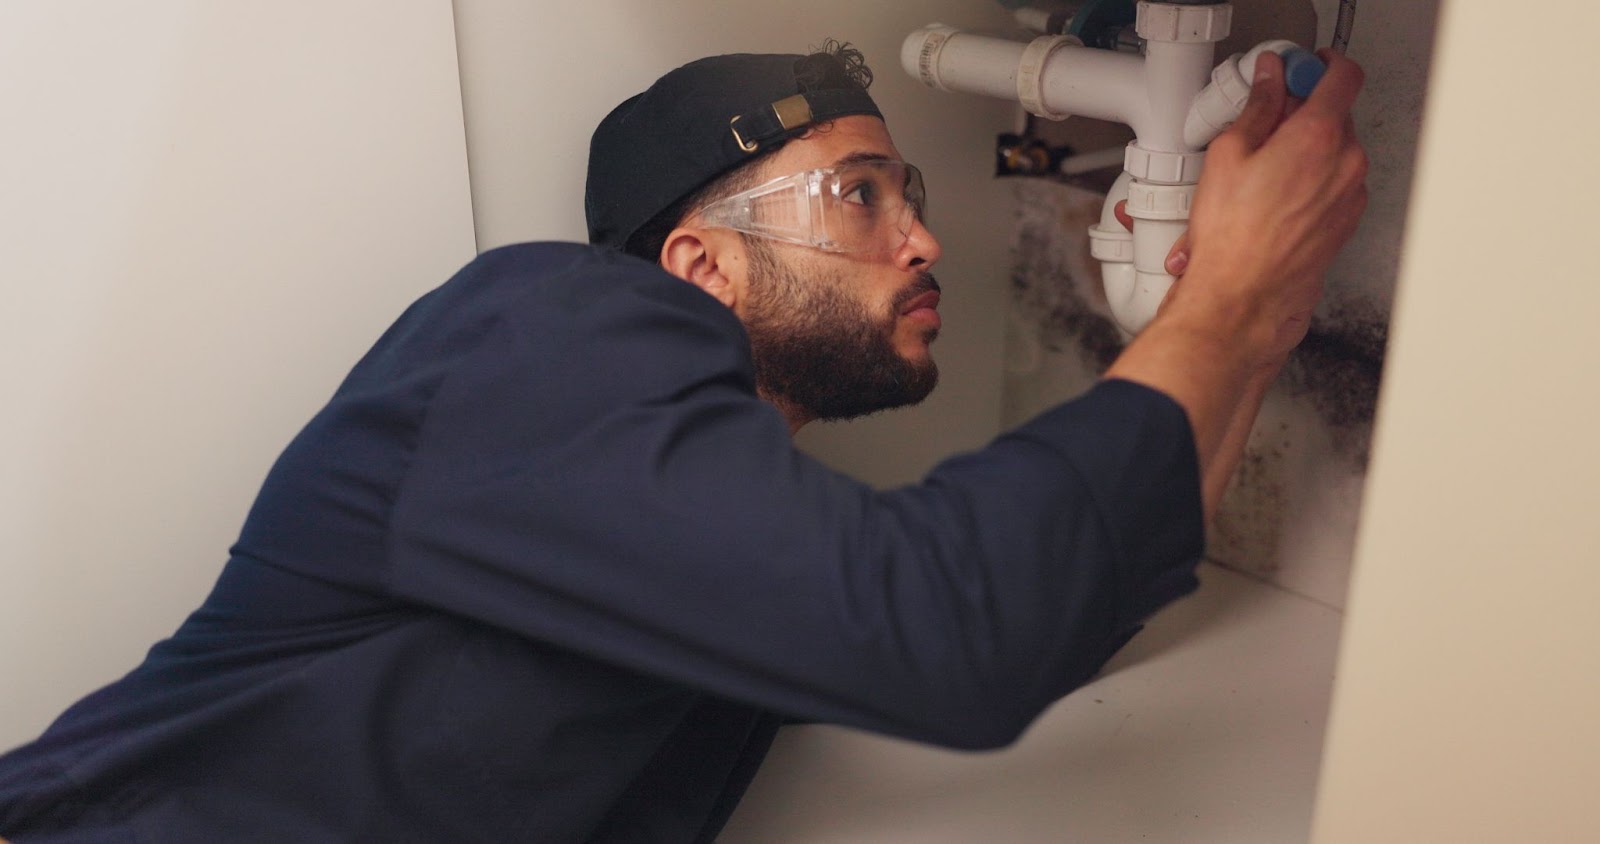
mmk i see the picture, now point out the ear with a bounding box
[659,226,746,311]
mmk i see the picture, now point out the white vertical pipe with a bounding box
[1140,39,1216,152]
[1128,219,1187,325]
[1114,2,1226,333]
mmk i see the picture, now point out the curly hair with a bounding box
[796,39,873,91]
[623,41,875,263]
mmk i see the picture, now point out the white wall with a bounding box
[1312,1,1600,839]
[451,0,1021,488]
[0,2,475,748]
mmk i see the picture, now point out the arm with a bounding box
[329,249,1202,751]
[1106,50,1369,521]
[1203,359,1281,518]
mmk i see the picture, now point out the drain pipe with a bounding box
[903,2,1323,336]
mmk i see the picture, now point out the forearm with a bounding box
[1103,280,1279,521]
[1201,358,1281,522]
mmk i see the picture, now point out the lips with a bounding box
[900,290,942,315]
[899,290,942,336]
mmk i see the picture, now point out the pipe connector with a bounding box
[900,24,1147,128]
[1123,144,1206,185]
[904,24,963,92]
[1091,174,1195,337]
[1183,39,1328,147]
[1110,179,1195,334]
[1018,34,1083,120]
[1091,172,1139,339]
[1125,180,1197,221]
[1135,1,1232,44]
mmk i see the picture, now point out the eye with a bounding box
[841,180,877,207]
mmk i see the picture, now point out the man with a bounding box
[0,41,1366,842]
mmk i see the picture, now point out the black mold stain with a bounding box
[1010,177,1392,473]
[1009,184,1126,373]
[1009,268,1125,372]
[1283,299,1390,464]
[1209,421,1291,575]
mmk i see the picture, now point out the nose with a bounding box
[895,215,942,272]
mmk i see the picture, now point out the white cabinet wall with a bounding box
[0,1,476,746]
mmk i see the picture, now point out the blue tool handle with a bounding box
[1279,46,1326,98]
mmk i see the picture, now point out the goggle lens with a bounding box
[695,160,926,255]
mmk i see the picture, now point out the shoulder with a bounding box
[430,242,739,335]
[415,242,755,408]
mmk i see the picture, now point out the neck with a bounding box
[758,388,813,436]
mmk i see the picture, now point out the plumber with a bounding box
[0,39,1366,842]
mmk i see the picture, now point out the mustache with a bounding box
[892,272,941,310]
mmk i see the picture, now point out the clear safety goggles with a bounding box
[692,160,926,255]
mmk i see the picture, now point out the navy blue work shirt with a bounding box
[0,243,1203,842]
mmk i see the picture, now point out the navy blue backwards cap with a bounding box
[585,50,883,252]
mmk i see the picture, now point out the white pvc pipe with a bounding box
[1127,219,1185,331]
[901,26,1145,127]
[1092,172,1140,339]
[1094,172,1187,336]
[1139,39,1216,153]
[1059,146,1127,176]
[901,7,1236,337]
[1032,47,1148,126]
[902,26,1026,102]
[1183,40,1301,148]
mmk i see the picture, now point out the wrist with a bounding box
[1157,259,1287,369]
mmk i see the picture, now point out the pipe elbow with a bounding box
[1097,175,1191,336]
[1090,171,1139,338]
[1183,39,1326,148]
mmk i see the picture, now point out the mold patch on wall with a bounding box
[1008,179,1124,376]
[1007,176,1391,588]
[1209,417,1293,576]
[1284,299,1389,463]
[1008,178,1389,462]
[1003,0,1436,601]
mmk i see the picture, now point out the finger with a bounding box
[1300,50,1366,122]
[1166,231,1191,276]
[1113,200,1133,232]
[1227,51,1288,151]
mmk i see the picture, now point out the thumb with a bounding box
[1228,51,1288,151]
[1165,231,1191,276]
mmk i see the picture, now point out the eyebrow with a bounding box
[830,151,898,168]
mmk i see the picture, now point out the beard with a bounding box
[740,237,940,422]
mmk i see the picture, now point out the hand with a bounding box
[1173,50,1369,358]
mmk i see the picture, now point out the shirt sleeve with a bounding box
[382,248,1204,750]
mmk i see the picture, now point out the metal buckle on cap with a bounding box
[771,94,812,131]
[729,116,760,153]
[729,94,814,154]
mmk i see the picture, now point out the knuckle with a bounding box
[1298,112,1343,141]
[1346,60,1368,90]
[1334,141,1370,184]
[1350,148,1371,182]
